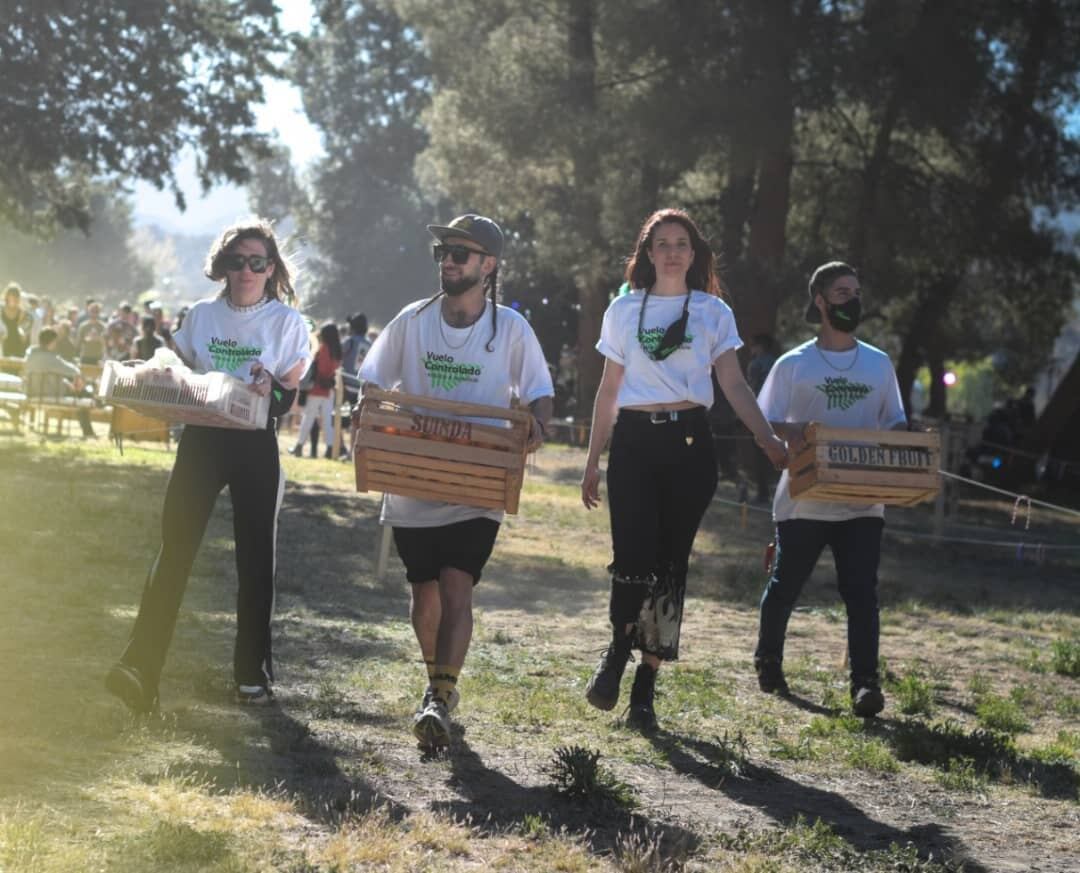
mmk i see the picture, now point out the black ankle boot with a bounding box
[586,632,633,711]
[626,663,658,734]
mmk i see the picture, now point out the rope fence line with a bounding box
[711,475,1080,554]
[937,470,1080,520]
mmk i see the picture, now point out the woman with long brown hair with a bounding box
[581,208,787,733]
[106,218,311,712]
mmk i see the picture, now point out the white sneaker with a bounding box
[418,684,459,714]
[412,698,451,748]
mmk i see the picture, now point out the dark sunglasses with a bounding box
[433,244,487,265]
[222,253,271,273]
[638,291,691,361]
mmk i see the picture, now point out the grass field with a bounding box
[0,433,1077,872]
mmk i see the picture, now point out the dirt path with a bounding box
[259,466,1080,873]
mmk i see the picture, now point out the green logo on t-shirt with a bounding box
[638,327,694,357]
[208,337,262,373]
[816,376,872,410]
[423,351,482,390]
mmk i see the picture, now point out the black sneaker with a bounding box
[754,657,789,696]
[585,635,633,711]
[851,684,885,718]
[105,663,158,714]
[626,663,659,735]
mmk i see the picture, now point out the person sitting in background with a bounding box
[290,321,342,459]
[23,327,95,437]
[131,315,164,361]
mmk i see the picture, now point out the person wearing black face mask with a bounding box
[751,261,908,719]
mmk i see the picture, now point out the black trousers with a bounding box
[120,424,284,690]
[756,517,884,684]
[606,408,718,660]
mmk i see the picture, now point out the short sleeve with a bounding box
[275,310,313,378]
[595,297,627,364]
[172,308,197,364]
[878,360,907,430]
[512,321,555,404]
[358,310,406,390]
[756,357,791,422]
[709,298,742,361]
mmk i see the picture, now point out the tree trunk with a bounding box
[738,0,802,344]
[926,347,947,420]
[565,0,607,416]
[895,276,954,417]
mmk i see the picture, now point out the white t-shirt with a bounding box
[596,290,742,408]
[174,296,311,384]
[757,338,907,522]
[359,297,554,527]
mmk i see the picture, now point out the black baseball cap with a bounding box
[427,214,504,258]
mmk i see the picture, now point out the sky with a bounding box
[131,0,321,236]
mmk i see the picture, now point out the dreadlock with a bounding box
[483,264,500,352]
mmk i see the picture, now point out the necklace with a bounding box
[438,304,482,350]
[225,293,270,313]
[814,339,859,372]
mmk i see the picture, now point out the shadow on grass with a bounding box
[648,729,990,873]
[155,700,410,826]
[431,735,701,867]
[871,716,1080,802]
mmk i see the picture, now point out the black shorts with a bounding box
[392,517,500,585]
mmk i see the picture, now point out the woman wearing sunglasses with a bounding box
[581,208,787,734]
[105,218,311,713]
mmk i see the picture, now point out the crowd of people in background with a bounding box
[0,282,184,369]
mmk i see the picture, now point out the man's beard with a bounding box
[441,274,477,297]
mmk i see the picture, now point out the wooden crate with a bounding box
[352,387,532,513]
[788,424,940,506]
[98,360,269,429]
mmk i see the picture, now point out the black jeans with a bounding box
[606,408,718,660]
[120,424,284,691]
[755,517,885,683]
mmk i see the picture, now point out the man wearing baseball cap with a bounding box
[358,213,554,749]
[751,261,908,718]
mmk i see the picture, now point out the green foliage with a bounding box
[0,186,154,305]
[934,757,987,793]
[892,719,1016,771]
[1050,637,1080,677]
[976,695,1032,735]
[717,816,957,873]
[288,0,435,321]
[0,2,281,232]
[893,673,935,716]
[544,745,637,811]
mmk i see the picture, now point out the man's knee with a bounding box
[438,568,474,614]
[410,580,440,619]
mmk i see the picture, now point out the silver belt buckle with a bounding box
[649,410,677,423]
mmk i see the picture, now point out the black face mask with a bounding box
[825,297,861,332]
